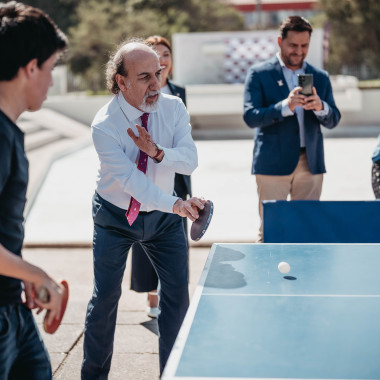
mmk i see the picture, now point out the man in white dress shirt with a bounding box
[81,40,205,379]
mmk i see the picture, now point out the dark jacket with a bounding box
[167,80,192,197]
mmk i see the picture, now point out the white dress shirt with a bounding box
[160,84,171,95]
[92,92,198,213]
[277,53,329,147]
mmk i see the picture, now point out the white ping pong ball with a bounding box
[278,262,290,274]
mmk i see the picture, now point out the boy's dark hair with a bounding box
[280,16,313,40]
[0,1,68,80]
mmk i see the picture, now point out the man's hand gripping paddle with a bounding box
[190,200,214,241]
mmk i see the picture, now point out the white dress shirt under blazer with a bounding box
[92,92,198,213]
[276,53,330,148]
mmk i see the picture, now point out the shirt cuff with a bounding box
[281,99,294,117]
[314,101,330,116]
[160,193,180,214]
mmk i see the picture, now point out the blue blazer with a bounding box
[243,56,341,175]
[168,80,186,107]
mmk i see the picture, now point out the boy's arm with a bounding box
[0,243,64,324]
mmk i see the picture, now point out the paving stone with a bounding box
[49,353,67,374]
[37,324,83,354]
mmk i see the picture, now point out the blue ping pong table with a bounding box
[162,243,380,379]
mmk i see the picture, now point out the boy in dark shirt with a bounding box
[0,2,68,379]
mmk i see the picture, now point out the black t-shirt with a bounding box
[0,109,29,305]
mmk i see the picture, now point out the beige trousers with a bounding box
[255,151,323,242]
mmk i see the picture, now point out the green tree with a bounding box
[22,0,79,33]
[67,0,245,91]
[129,0,245,34]
[67,0,162,91]
[318,0,380,78]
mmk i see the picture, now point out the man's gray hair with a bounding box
[105,38,157,95]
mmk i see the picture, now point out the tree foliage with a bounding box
[66,0,161,91]
[22,0,79,33]
[318,0,380,78]
[66,0,245,90]
[128,0,245,33]
[22,0,245,90]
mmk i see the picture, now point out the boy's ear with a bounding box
[23,58,38,78]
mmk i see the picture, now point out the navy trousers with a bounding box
[130,215,188,292]
[81,193,189,379]
[130,176,190,293]
[0,303,52,380]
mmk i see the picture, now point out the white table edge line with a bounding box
[201,293,380,297]
[164,377,356,380]
[161,244,218,379]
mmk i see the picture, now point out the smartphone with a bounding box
[298,74,313,96]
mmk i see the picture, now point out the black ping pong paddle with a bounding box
[190,200,214,241]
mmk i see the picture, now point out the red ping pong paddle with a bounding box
[190,200,214,241]
[38,280,69,334]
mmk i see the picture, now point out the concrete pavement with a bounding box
[23,246,209,380]
[24,134,378,246]
[20,108,379,379]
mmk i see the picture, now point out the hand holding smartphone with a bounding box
[298,74,313,96]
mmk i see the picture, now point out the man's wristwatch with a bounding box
[151,143,164,160]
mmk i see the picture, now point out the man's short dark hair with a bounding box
[280,16,313,40]
[0,1,68,81]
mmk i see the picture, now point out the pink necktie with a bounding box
[126,113,149,226]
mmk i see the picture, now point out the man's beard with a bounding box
[286,54,305,69]
[139,90,160,112]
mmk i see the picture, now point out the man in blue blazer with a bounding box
[243,16,341,242]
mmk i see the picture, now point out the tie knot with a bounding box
[141,113,149,128]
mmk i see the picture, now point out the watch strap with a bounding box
[151,143,163,160]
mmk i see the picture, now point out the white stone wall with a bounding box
[172,29,323,85]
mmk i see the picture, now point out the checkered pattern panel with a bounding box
[224,36,277,84]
